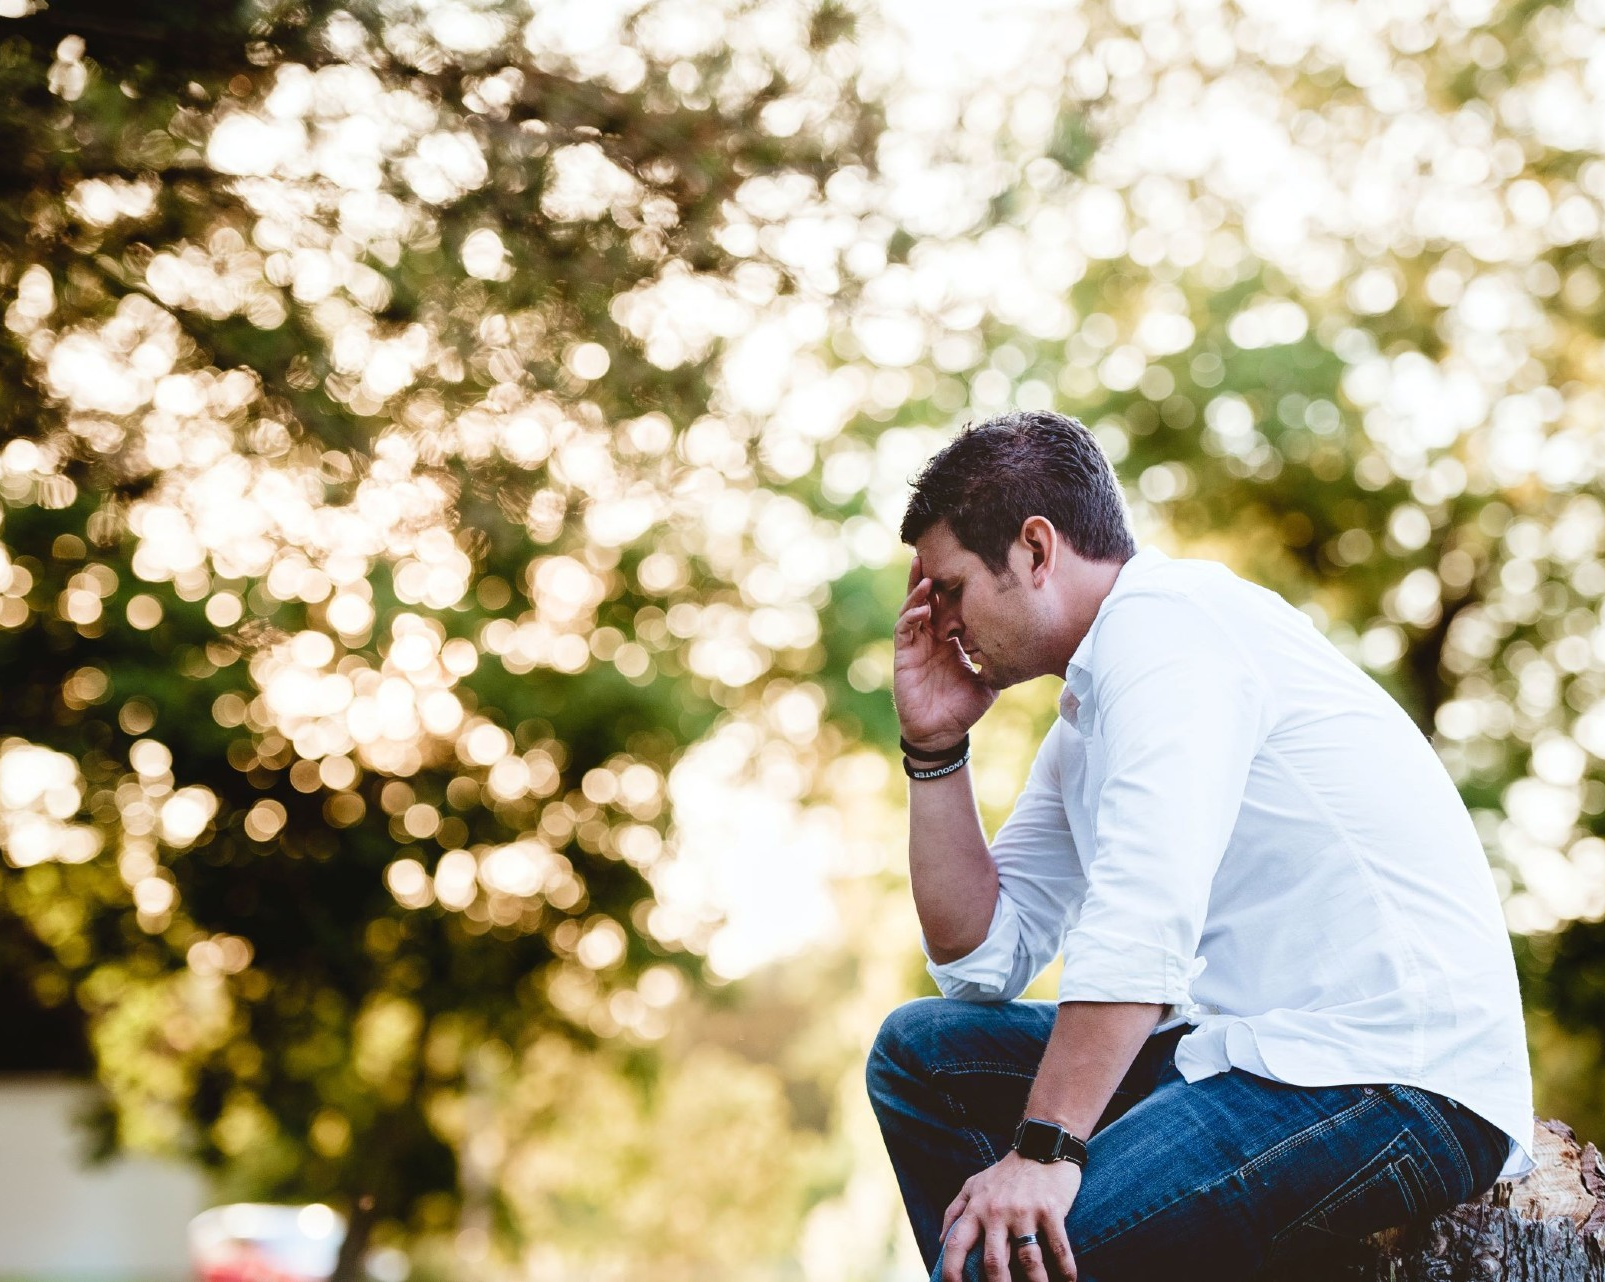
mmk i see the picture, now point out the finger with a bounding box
[940,1189,970,1240]
[898,575,932,616]
[907,553,922,593]
[1043,1222,1077,1282]
[940,1213,978,1282]
[983,1219,1012,1282]
[894,602,931,645]
[1015,1240,1052,1282]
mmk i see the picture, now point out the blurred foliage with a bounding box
[8,0,1605,1276]
[0,0,890,1270]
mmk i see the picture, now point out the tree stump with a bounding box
[1262,1119,1605,1281]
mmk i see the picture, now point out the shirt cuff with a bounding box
[1057,927,1204,1007]
[923,893,1022,999]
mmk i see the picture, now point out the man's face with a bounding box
[912,522,1042,690]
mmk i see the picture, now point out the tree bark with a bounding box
[329,1194,375,1282]
[1262,1120,1605,1281]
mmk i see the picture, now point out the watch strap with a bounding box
[1012,1117,1089,1167]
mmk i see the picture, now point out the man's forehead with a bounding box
[913,524,970,577]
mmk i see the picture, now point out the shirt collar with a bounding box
[1063,546,1171,682]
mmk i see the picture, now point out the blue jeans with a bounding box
[866,998,1509,1282]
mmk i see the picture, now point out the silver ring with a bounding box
[1010,1232,1039,1249]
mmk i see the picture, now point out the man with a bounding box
[866,410,1532,1282]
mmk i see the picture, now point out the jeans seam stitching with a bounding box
[938,1081,999,1167]
[1271,1150,1408,1253]
[1237,1090,1387,1179]
[1396,1085,1471,1196]
[933,1061,1041,1077]
[929,1065,1027,1166]
[1398,1152,1427,1220]
[1286,1166,1399,1241]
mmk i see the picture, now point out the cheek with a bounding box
[997,606,1032,647]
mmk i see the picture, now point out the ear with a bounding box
[1018,516,1057,587]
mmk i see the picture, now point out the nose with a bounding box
[930,590,964,643]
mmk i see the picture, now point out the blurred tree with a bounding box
[0,0,885,1265]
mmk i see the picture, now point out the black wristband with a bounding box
[899,733,969,763]
[902,750,970,781]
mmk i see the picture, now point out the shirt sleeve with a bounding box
[1057,589,1272,1008]
[924,720,1088,1003]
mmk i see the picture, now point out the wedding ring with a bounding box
[1010,1232,1040,1249]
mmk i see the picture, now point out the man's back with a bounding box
[1111,554,1531,1176]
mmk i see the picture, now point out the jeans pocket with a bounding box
[1267,1127,1435,1265]
[930,1064,1039,1152]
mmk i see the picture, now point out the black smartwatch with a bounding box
[1012,1117,1089,1167]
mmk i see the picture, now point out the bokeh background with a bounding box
[3,0,1605,1278]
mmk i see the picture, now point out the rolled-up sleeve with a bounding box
[924,721,1087,1002]
[1057,589,1271,1008]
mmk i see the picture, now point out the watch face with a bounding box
[1015,1118,1060,1162]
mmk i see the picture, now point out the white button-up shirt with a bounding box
[925,547,1534,1177]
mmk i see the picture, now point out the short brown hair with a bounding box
[900,410,1136,573]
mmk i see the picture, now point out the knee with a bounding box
[869,998,946,1070]
[866,997,946,1102]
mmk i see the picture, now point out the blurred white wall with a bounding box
[0,1077,206,1282]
